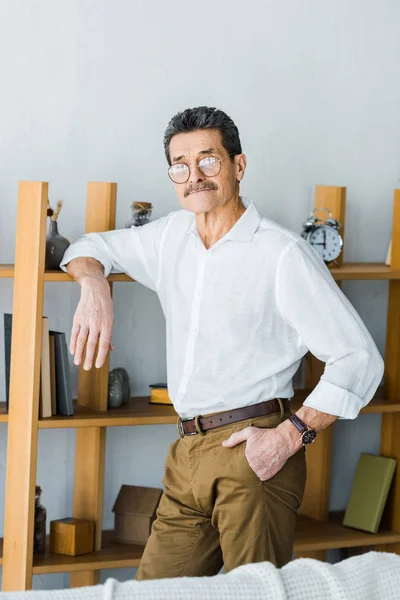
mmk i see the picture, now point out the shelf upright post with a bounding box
[2,182,48,591]
[380,189,400,554]
[70,182,117,588]
[296,185,346,560]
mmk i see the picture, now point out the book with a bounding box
[3,315,73,417]
[49,334,57,415]
[343,453,397,533]
[39,317,52,418]
[4,313,12,411]
[4,314,56,417]
[49,330,74,416]
[385,239,392,266]
[149,383,172,405]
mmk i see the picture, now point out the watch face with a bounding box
[302,429,317,445]
[309,225,342,263]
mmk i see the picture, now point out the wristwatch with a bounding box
[289,414,317,446]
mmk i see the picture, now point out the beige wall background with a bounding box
[0,0,399,588]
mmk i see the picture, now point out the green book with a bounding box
[343,453,397,533]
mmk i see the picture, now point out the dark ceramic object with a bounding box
[108,368,131,408]
[45,220,70,270]
[34,486,46,554]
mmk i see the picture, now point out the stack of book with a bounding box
[4,314,74,418]
[149,383,172,405]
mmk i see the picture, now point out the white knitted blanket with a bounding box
[1,552,399,599]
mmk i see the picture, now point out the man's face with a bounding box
[168,129,246,213]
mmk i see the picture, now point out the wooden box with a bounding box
[112,485,162,545]
[49,518,95,556]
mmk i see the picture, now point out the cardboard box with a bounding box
[49,518,95,556]
[112,485,162,545]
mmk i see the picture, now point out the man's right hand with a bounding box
[66,258,114,370]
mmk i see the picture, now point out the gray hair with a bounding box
[163,106,242,165]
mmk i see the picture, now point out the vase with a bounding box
[45,220,70,270]
[33,486,46,554]
[125,202,153,228]
[107,368,131,408]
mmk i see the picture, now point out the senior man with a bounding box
[61,106,384,580]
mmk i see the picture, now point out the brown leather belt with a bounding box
[177,398,290,437]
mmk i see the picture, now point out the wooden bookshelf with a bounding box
[2,182,400,591]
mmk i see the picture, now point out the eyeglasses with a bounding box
[168,155,232,184]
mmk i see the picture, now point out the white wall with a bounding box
[0,0,399,587]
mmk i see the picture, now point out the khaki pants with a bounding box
[136,409,306,580]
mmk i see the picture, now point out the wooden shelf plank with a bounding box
[294,512,400,552]
[0,265,135,282]
[1,263,400,282]
[328,263,400,280]
[0,265,15,278]
[42,264,400,282]
[360,397,400,414]
[32,531,143,575]
[38,397,178,429]
[290,388,400,414]
[44,271,135,283]
[1,514,397,575]
[0,403,8,422]
[0,392,396,430]
[33,393,400,429]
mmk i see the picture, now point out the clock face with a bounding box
[309,225,342,262]
[303,429,317,445]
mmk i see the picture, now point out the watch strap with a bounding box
[289,414,309,434]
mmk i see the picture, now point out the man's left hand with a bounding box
[221,426,294,482]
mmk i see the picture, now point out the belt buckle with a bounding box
[177,417,198,438]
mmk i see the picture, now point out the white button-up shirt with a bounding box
[61,197,384,419]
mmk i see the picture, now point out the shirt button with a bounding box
[193,327,198,335]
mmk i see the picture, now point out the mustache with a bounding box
[184,182,218,198]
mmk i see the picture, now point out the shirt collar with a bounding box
[187,196,261,243]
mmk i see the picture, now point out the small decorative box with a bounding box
[49,518,95,556]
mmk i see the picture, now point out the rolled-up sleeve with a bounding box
[60,214,174,292]
[276,239,385,419]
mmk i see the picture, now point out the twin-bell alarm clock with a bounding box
[301,208,343,265]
